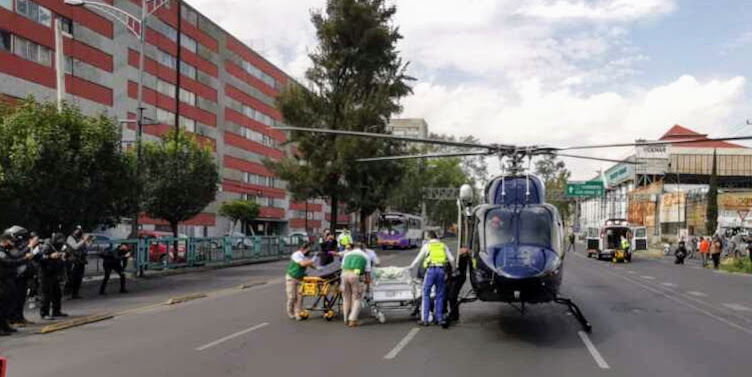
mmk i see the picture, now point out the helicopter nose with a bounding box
[490,245,558,278]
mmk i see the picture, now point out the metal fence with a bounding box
[84,236,299,277]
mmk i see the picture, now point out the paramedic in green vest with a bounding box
[620,236,632,262]
[337,229,353,251]
[285,242,315,320]
[410,231,454,328]
[340,243,372,327]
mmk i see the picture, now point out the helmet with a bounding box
[1,225,29,243]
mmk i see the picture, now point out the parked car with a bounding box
[285,232,312,246]
[138,230,186,264]
[227,232,254,248]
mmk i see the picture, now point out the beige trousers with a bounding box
[341,271,363,322]
[285,276,303,319]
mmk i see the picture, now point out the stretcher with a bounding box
[299,262,342,321]
[366,266,422,323]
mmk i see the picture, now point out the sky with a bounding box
[188,0,752,180]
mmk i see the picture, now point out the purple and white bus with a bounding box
[376,213,424,249]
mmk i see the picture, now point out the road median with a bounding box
[39,313,114,334]
[165,293,208,305]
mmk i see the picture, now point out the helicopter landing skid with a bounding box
[554,296,592,332]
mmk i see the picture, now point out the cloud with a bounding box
[401,75,746,178]
[517,0,677,21]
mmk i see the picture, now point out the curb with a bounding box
[237,281,267,290]
[39,313,114,334]
[165,293,208,305]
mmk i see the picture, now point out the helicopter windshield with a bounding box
[485,207,553,248]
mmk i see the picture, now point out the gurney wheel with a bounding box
[299,310,310,320]
[324,310,335,321]
[377,312,386,324]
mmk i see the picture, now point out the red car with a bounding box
[138,230,187,264]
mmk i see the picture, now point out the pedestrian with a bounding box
[0,226,34,336]
[340,243,372,327]
[447,246,470,324]
[64,226,93,299]
[37,233,68,320]
[566,232,576,253]
[318,233,338,267]
[337,229,353,251]
[364,246,380,267]
[9,233,39,327]
[699,237,710,267]
[674,241,687,265]
[99,243,131,295]
[410,231,454,328]
[284,242,315,320]
[710,237,722,270]
[689,236,698,259]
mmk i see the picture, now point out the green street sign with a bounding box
[566,181,604,198]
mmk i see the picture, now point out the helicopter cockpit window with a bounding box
[485,209,516,246]
[518,207,553,248]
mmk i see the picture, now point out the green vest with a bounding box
[340,234,352,246]
[423,241,448,268]
[621,239,630,250]
[342,250,368,275]
[286,254,307,280]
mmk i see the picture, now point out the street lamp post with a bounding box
[64,0,172,237]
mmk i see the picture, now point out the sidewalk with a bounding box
[13,258,289,338]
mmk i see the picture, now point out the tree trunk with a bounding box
[359,210,368,244]
[330,192,339,233]
[171,221,179,263]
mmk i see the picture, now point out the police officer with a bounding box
[38,233,68,320]
[99,243,131,295]
[64,226,93,299]
[410,231,454,328]
[8,232,40,326]
[0,226,34,336]
[446,246,470,324]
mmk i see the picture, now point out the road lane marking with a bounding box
[723,303,752,312]
[640,275,655,280]
[195,322,269,351]
[626,271,636,274]
[384,328,421,360]
[578,331,610,369]
[597,268,752,336]
[661,282,677,288]
[686,291,707,297]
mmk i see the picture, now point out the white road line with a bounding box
[195,322,269,351]
[661,282,677,288]
[384,327,421,360]
[722,303,752,312]
[640,275,655,280]
[626,271,636,274]
[578,331,610,369]
[686,291,708,297]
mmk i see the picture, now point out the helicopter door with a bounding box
[633,227,648,251]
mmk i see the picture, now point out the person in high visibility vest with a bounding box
[409,231,454,328]
[340,243,372,327]
[337,229,353,251]
[284,243,315,321]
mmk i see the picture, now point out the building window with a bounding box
[13,35,51,67]
[181,4,198,25]
[156,49,176,69]
[16,0,52,27]
[58,16,73,35]
[0,29,10,52]
[180,33,197,53]
[64,55,73,74]
[180,61,196,80]
[179,88,196,106]
[1,0,12,11]
[153,21,177,41]
[179,116,195,133]
[156,108,175,125]
[156,79,175,98]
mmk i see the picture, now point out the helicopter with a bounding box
[279,126,752,332]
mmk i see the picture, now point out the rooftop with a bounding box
[658,124,746,148]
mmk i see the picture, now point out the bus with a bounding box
[376,212,425,249]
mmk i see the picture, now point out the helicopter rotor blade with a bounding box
[558,135,752,151]
[356,151,492,162]
[554,153,644,165]
[277,127,510,151]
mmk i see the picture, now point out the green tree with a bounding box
[141,130,219,239]
[535,155,572,224]
[268,0,412,234]
[706,149,718,235]
[218,199,261,235]
[0,99,135,234]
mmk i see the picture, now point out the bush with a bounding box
[719,257,752,274]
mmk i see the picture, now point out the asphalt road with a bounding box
[3,242,752,377]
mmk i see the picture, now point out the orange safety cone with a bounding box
[0,356,6,377]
